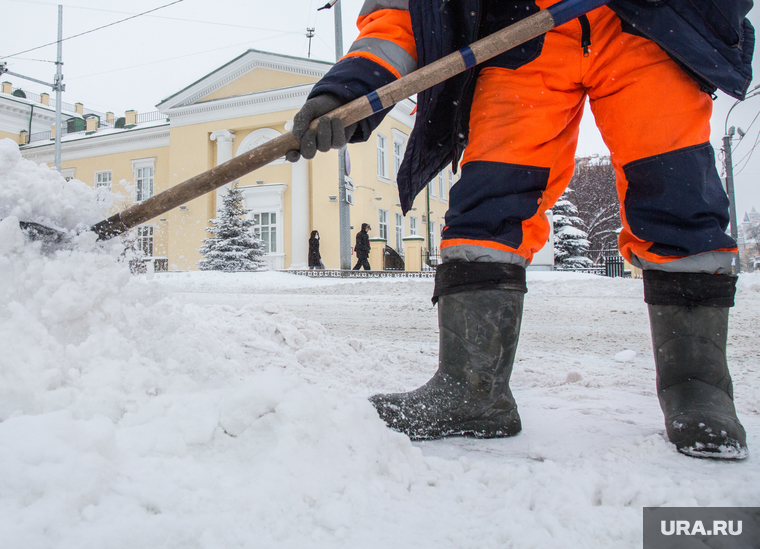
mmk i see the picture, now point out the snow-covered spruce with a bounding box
[199,182,266,272]
[553,189,594,269]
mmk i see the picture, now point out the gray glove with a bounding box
[286,94,357,162]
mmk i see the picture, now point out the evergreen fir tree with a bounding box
[553,189,593,269]
[199,182,266,271]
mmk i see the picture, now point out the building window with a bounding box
[377,133,388,179]
[410,216,418,236]
[428,178,436,198]
[136,167,153,202]
[429,221,437,249]
[132,158,156,203]
[379,209,389,241]
[95,170,112,191]
[136,226,153,257]
[252,212,277,253]
[448,169,455,189]
[438,172,446,201]
[392,132,406,182]
[395,212,404,252]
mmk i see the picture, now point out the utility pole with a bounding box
[306,28,315,58]
[0,5,65,171]
[723,127,742,273]
[333,1,352,270]
[318,0,351,269]
[54,5,64,172]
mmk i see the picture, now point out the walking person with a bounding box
[287,0,753,459]
[308,230,324,270]
[353,223,372,271]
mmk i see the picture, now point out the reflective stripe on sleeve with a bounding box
[359,0,409,17]
[347,36,417,77]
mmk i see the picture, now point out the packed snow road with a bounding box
[153,271,760,547]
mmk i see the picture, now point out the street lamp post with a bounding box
[723,127,741,273]
[332,1,352,270]
[721,84,760,274]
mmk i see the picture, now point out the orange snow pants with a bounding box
[441,4,737,273]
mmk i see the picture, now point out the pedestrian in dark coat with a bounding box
[308,230,323,269]
[353,223,371,270]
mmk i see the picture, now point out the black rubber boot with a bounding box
[644,270,747,460]
[370,263,526,440]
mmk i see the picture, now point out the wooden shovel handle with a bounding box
[92,0,608,240]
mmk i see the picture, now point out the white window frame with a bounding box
[131,157,156,203]
[377,133,389,181]
[438,172,446,201]
[409,216,418,236]
[95,170,112,191]
[448,169,455,190]
[241,183,286,270]
[429,221,437,249]
[136,225,154,258]
[251,211,278,254]
[391,129,407,184]
[378,209,389,241]
[428,178,436,198]
[395,212,404,253]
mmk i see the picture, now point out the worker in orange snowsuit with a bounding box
[286,0,754,459]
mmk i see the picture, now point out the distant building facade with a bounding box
[739,207,760,271]
[3,50,458,271]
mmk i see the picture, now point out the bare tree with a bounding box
[567,157,621,262]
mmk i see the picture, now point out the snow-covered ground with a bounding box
[1,138,759,548]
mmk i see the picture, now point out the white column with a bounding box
[210,130,236,206]
[290,156,309,269]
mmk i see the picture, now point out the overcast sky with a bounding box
[2,0,759,217]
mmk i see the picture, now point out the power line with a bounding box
[3,0,304,37]
[731,109,760,155]
[8,57,57,64]
[733,130,760,176]
[65,31,299,82]
[0,0,186,60]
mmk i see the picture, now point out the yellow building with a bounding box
[6,50,454,271]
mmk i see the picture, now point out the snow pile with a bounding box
[1,138,758,548]
[0,142,435,548]
[0,138,111,233]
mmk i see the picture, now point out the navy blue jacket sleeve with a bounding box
[308,56,398,143]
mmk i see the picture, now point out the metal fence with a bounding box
[422,248,441,271]
[557,255,629,277]
[383,246,405,270]
[12,87,40,103]
[136,111,167,124]
[29,130,51,143]
[49,98,78,113]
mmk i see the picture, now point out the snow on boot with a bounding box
[644,270,747,460]
[370,263,526,440]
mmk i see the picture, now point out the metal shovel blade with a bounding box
[19,221,73,252]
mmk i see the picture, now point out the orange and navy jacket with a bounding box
[310,0,755,212]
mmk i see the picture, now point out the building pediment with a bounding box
[156,49,332,111]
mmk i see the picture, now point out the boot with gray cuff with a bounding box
[370,263,526,440]
[644,270,747,459]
